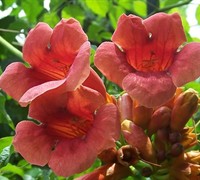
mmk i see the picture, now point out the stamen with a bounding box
[46,117,93,139]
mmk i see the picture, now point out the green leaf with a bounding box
[100,31,112,40]
[90,45,96,65]
[0,93,14,130]
[196,5,200,24]
[0,136,13,153]
[0,163,24,177]
[184,81,200,94]
[42,12,60,27]
[21,0,43,23]
[108,5,125,29]
[117,0,133,11]
[1,0,15,10]
[164,0,180,6]
[87,22,103,43]
[0,145,14,167]
[85,0,110,17]
[0,176,9,180]
[61,5,85,25]
[133,1,147,17]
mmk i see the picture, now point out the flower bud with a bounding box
[156,150,166,163]
[121,120,155,162]
[118,93,133,122]
[154,128,169,151]
[170,89,199,132]
[170,143,184,157]
[132,104,153,129]
[147,106,171,136]
[169,132,182,144]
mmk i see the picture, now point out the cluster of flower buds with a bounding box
[84,88,200,180]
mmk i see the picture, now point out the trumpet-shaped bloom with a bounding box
[13,72,120,177]
[95,13,200,107]
[0,18,90,106]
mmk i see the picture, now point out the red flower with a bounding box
[13,71,120,177]
[95,13,200,107]
[0,18,90,106]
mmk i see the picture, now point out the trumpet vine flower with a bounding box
[95,13,200,107]
[0,18,90,106]
[13,71,120,177]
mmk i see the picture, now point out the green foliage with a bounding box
[0,0,200,179]
[0,94,14,130]
[196,5,200,24]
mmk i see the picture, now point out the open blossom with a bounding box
[13,71,120,177]
[95,12,200,107]
[0,18,90,106]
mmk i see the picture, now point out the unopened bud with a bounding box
[169,132,182,144]
[121,120,155,162]
[154,128,169,151]
[170,143,184,157]
[170,89,199,132]
[132,105,153,129]
[148,106,171,136]
[118,93,133,122]
[156,150,166,163]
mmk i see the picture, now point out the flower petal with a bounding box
[94,42,133,87]
[66,86,106,119]
[144,13,186,49]
[19,41,90,106]
[19,79,66,107]
[122,72,176,108]
[143,13,186,70]
[65,41,91,91]
[49,139,96,177]
[0,62,49,101]
[83,68,106,98]
[112,14,148,50]
[169,42,200,86]
[13,121,54,166]
[50,18,88,64]
[48,103,120,177]
[28,84,67,122]
[23,22,52,66]
[87,103,120,151]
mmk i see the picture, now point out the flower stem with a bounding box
[0,36,23,60]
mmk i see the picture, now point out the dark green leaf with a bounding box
[21,0,43,23]
[0,93,14,129]
[108,5,125,29]
[61,5,85,25]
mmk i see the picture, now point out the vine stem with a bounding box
[148,0,193,16]
[0,36,23,60]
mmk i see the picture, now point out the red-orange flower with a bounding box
[13,71,120,177]
[95,13,200,107]
[0,18,90,106]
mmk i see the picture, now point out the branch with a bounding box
[147,0,160,15]
[148,0,192,16]
[0,36,23,60]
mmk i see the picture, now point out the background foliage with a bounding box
[0,0,200,179]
